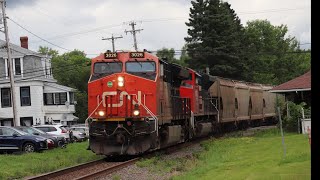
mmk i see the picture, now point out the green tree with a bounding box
[156,48,177,63]
[243,20,311,84]
[185,0,246,78]
[178,44,190,67]
[38,46,59,58]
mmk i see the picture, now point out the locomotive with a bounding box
[87,50,278,156]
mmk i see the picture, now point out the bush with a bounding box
[282,101,310,132]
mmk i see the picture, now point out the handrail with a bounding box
[135,98,158,137]
[210,98,219,123]
[85,99,103,130]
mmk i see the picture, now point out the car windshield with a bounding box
[30,127,46,135]
[17,127,46,135]
[12,128,28,135]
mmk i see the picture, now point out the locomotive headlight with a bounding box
[117,76,124,82]
[133,110,140,116]
[118,81,124,87]
[118,76,124,87]
[98,110,105,116]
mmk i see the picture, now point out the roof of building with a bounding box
[270,70,311,93]
[0,39,44,58]
[44,82,76,92]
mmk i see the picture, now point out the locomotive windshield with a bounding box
[126,61,156,80]
[94,62,122,74]
[126,62,155,72]
[90,62,122,81]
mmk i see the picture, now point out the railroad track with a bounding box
[24,158,138,180]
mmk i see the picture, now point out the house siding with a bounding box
[23,55,44,78]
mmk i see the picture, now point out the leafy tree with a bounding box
[38,46,59,58]
[185,0,246,78]
[243,20,311,84]
[156,47,188,66]
[51,50,90,92]
[178,44,190,67]
[156,48,177,63]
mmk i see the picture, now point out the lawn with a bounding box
[137,128,311,180]
[0,141,103,180]
[174,128,311,180]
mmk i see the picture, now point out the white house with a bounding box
[0,36,78,126]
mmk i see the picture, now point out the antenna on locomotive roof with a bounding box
[125,21,143,51]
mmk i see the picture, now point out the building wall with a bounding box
[23,55,45,78]
[0,80,76,126]
[0,81,45,126]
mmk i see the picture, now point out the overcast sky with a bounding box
[2,0,311,58]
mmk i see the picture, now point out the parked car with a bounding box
[62,126,87,142]
[69,126,89,139]
[33,124,70,143]
[0,126,48,153]
[14,126,67,148]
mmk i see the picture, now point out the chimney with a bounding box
[20,36,28,49]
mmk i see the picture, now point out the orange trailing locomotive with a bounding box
[87,50,278,156]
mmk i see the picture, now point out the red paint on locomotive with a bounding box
[88,52,159,121]
[180,69,201,114]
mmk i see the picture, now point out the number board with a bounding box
[129,52,145,58]
[104,52,117,59]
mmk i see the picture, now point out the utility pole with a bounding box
[125,21,143,51]
[102,34,123,52]
[0,0,18,126]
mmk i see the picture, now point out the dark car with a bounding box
[14,126,67,148]
[0,126,48,153]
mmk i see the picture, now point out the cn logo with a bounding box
[102,91,142,107]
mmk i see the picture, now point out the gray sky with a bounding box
[2,0,311,58]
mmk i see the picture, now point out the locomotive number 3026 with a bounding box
[130,52,144,58]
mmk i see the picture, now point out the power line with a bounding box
[8,18,73,52]
[0,48,310,80]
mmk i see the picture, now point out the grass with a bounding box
[173,128,311,180]
[136,128,311,180]
[0,141,103,180]
[137,154,195,175]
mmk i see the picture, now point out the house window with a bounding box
[44,93,67,105]
[1,88,11,108]
[69,92,74,104]
[59,93,67,104]
[20,117,33,126]
[15,58,21,75]
[44,93,54,105]
[20,87,31,106]
[54,93,61,104]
